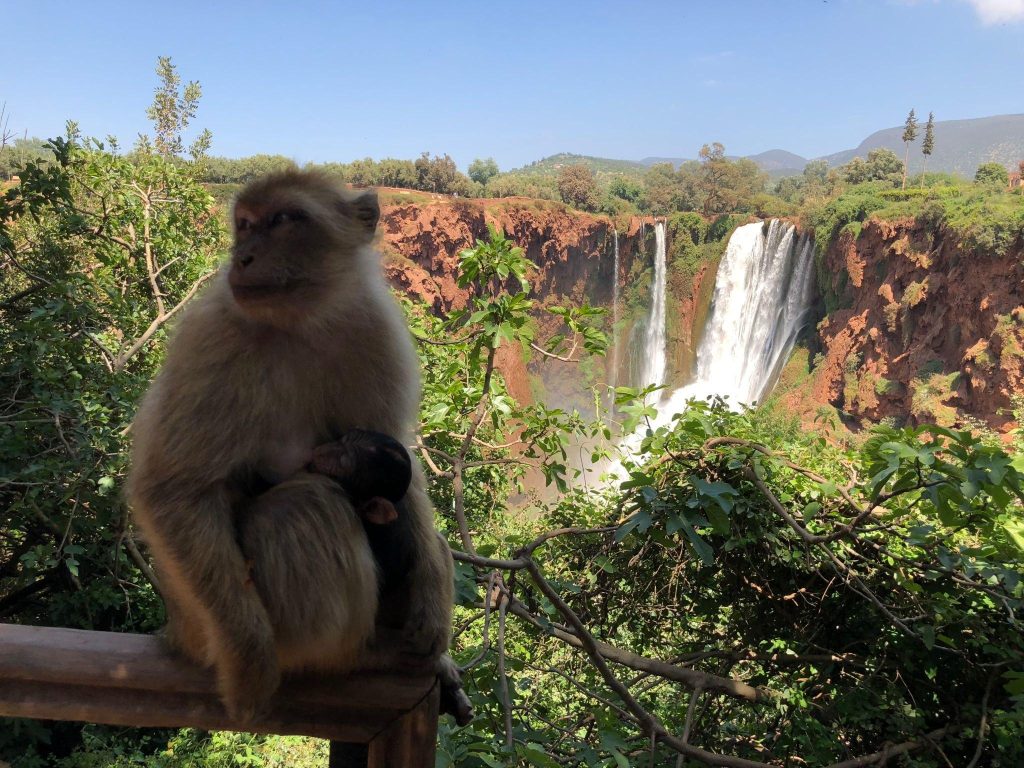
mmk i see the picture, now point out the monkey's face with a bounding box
[228,176,380,323]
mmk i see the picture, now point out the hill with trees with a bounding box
[822,113,1024,176]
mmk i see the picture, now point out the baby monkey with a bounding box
[308,429,416,592]
[310,429,411,525]
[307,430,471,723]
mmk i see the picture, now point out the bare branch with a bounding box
[524,560,773,768]
[123,533,160,594]
[965,674,996,768]
[825,726,951,768]
[496,592,513,748]
[113,270,216,371]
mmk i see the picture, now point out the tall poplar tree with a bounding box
[921,112,935,183]
[901,108,918,190]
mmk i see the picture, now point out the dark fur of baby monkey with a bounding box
[308,429,412,525]
[308,429,419,595]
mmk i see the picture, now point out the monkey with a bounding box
[309,428,412,527]
[128,169,469,724]
[306,429,417,598]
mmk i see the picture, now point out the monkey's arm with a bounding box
[132,479,280,721]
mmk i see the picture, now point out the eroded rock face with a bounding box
[377,196,662,408]
[812,218,1024,433]
[379,198,656,312]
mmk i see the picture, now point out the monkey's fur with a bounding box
[128,170,459,722]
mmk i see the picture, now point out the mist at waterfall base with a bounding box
[611,219,816,471]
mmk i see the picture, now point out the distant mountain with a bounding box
[745,149,808,173]
[820,114,1024,176]
[516,115,1024,181]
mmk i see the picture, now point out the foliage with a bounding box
[837,148,904,186]
[415,152,472,196]
[902,108,919,190]
[484,172,560,201]
[0,129,223,759]
[773,160,835,206]
[136,56,211,161]
[975,162,1009,187]
[437,395,1024,766]
[468,157,500,186]
[802,178,1024,261]
[0,137,53,180]
[203,154,297,184]
[556,163,600,212]
[922,111,936,175]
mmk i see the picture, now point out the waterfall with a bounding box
[609,218,816,477]
[610,229,620,390]
[657,219,815,418]
[638,221,667,389]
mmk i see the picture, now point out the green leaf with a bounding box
[920,625,935,650]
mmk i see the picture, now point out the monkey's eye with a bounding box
[269,210,306,227]
[236,218,252,232]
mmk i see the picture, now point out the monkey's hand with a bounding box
[438,654,474,726]
[308,430,412,505]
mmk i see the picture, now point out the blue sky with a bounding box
[2,0,1022,170]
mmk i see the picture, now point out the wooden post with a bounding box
[0,624,440,767]
[367,681,440,767]
[329,682,440,767]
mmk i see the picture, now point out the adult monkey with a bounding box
[128,170,465,723]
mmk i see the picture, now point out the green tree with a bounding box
[840,148,903,186]
[0,127,222,645]
[136,56,212,161]
[556,163,599,211]
[695,144,767,214]
[467,157,499,185]
[867,147,904,182]
[901,108,918,190]
[698,141,729,214]
[414,152,466,194]
[0,136,52,180]
[642,162,684,214]
[921,111,935,181]
[975,161,1009,186]
[607,176,641,204]
[375,157,418,188]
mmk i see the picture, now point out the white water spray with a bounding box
[655,219,815,421]
[638,221,667,389]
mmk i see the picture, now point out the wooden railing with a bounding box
[0,624,439,767]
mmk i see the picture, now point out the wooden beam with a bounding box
[0,623,438,745]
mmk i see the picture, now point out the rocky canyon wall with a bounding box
[811,218,1024,433]
[377,196,668,407]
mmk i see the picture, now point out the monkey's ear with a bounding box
[341,190,380,236]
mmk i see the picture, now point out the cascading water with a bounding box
[638,221,667,388]
[654,219,816,421]
[607,218,815,478]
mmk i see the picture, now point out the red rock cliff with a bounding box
[812,218,1024,433]
[378,196,661,406]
